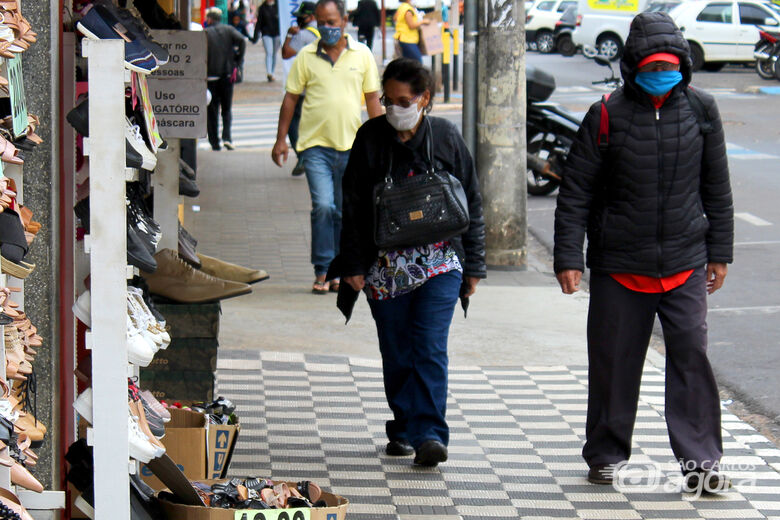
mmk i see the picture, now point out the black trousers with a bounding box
[207,76,234,148]
[583,268,723,471]
[358,26,375,50]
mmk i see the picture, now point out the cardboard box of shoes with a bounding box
[140,408,239,490]
[157,479,349,520]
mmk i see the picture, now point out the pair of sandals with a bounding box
[205,478,325,510]
[0,115,42,153]
[312,279,339,295]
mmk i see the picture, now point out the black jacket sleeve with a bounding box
[450,124,486,278]
[339,125,376,277]
[253,7,263,41]
[698,93,734,263]
[231,26,247,63]
[553,101,604,273]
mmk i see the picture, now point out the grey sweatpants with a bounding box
[583,268,723,472]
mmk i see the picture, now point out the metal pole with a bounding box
[476,0,527,266]
[462,0,477,155]
[381,0,386,62]
[452,27,459,91]
[442,27,450,103]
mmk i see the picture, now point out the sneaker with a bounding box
[76,5,159,73]
[127,296,164,350]
[92,0,169,65]
[125,117,157,170]
[73,388,94,424]
[126,316,157,367]
[128,415,164,463]
[222,141,234,151]
[72,290,92,328]
[138,389,171,423]
[127,289,170,349]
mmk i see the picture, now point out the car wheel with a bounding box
[536,31,555,54]
[597,34,622,61]
[557,34,576,56]
[688,42,704,72]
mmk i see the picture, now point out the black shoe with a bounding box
[386,439,414,456]
[126,140,145,169]
[291,159,306,177]
[211,144,221,151]
[178,230,201,268]
[179,172,200,197]
[66,97,90,136]
[587,463,616,485]
[684,470,732,494]
[413,440,448,467]
[128,226,157,272]
[178,158,196,180]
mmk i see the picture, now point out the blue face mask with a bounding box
[634,70,683,96]
[318,25,342,46]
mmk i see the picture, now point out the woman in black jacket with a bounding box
[253,0,281,81]
[335,58,486,467]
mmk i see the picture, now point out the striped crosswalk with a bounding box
[199,103,280,151]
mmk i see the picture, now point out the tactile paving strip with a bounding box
[215,350,780,520]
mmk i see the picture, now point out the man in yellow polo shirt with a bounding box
[272,0,382,294]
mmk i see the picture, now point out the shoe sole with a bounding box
[586,476,614,485]
[74,495,95,520]
[247,274,270,284]
[1,257,34,279]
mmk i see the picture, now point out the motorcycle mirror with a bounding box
[594,56,611,67]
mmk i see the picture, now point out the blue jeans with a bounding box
[300,146,351,276]
[399,42,423,62]
[262,35,280,75]
[367,270,462,448]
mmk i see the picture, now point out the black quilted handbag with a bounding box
[373,119,469,250]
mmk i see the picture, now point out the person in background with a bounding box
[253,0,281,81]
[205,7,246,151]
[271,0,382,294]
[230,12,250,38]
[393,0,429,62]
[281,1,320,177]
[335,58,486,467]
[554,12,734,491]
[352,0,380,50]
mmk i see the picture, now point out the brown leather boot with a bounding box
[196,253,269,284]
[141,249,252,303]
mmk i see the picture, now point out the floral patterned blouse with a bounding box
[364,241,462,300]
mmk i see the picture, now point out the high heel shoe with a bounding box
[0,486,35,520]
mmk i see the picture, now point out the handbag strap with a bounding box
[384,116,435,184]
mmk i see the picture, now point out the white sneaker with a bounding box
[128,288,170,348]
[72,290,92,328]
[73,388,93,424]
[125,117,157,170]
[127,316,156,367]
[127,294,165,349]
[128,415,164,463]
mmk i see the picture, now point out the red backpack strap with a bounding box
[597,92,611,151]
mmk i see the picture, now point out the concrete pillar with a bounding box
[476,0,526,267]
[21,0,61,489]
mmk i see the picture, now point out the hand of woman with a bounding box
[462,276,480,298]
[344,275,365,291]
[422,18,431,25]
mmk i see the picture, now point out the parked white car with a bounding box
[526,0,579,52]
[670,0,780,70]
[572,0,651,60]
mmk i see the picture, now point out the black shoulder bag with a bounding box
[373,118,470,250]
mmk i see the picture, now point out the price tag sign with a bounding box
[133,72,165,151]
[6,55,28,138]
[234,509,311,520]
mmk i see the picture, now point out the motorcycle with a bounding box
[526,57,622,196]
[754,25,780,80]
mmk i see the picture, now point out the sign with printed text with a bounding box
[147,78,207,139]
[146,30,207,139]
[149,30,207,79]
[6,55,28,138]
[234,509,311,520]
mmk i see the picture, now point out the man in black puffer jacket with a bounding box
[554,12,734,491]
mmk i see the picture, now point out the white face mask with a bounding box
[386,102,423,131]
